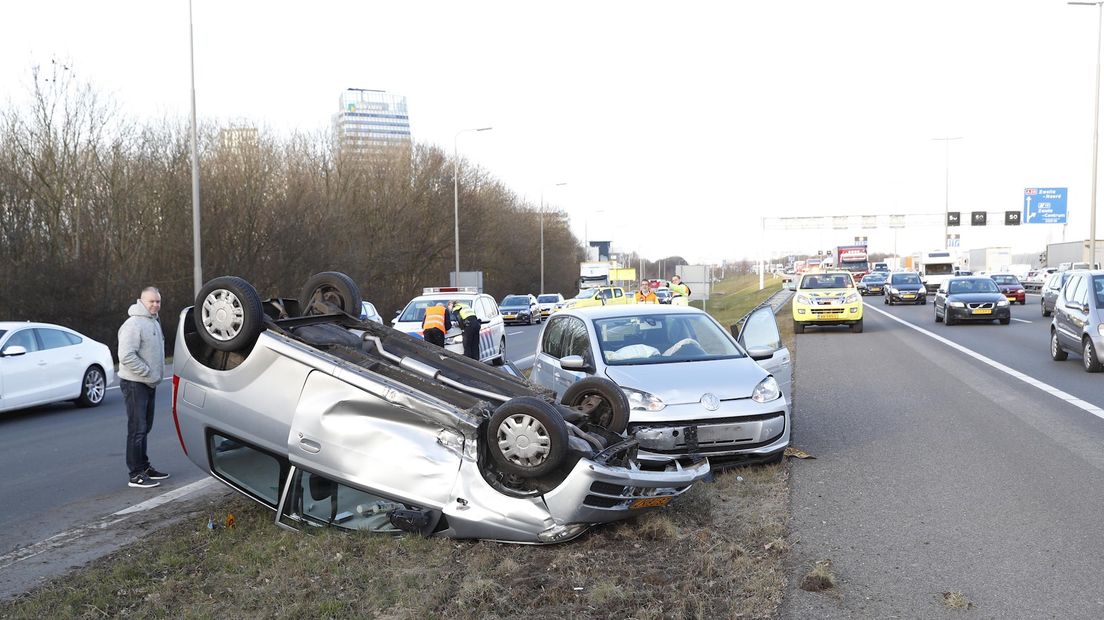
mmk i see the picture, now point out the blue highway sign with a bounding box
[1023,187,1068,224]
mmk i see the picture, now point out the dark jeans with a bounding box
[424,327,445,347]
[462,323,481,360]
[121,379,156,478]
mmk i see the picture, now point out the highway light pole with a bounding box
[1071,1,1103,268]
[540,182,567,294]
[188,0,203,297]
[932,136,963,250]
[453,127,493,285]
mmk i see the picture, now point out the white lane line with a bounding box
[1011,318,1033,324]
[866,304,1104,420]
[514,354,536,369]
[507,331,524,336]
[0,478,218,570]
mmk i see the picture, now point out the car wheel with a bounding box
[560,377,630,434]
[935,308,943,323]
[793,321,804,334]
[883,296,888,305]
[920,298,927,305]
[75,365,106,407]
[1083,338,1103,372]
[1020,300,1026,305]
[492,338,506,366]
[195,276,265,352]
[850,319,863,333]
[1051,330,1068,361]
[945,312,955,326]
[999,317,1010,325]
[1042,302,1051,317]
[487,397,569,478]
[299,272,362,316]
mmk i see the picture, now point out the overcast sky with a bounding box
[2,1,1101,264]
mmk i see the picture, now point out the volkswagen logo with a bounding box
[700,393,720,411]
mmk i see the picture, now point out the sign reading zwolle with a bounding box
[1023,187,1068,224]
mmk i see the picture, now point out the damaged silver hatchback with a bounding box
[172,272,709,544]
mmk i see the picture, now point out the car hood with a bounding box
[501,306,530,311]
[996,283,1023,291]
[887,283,924,291]
[947,293,1006,303]
[603,358,767,405]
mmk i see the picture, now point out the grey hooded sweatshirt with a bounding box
[117,301,165,386]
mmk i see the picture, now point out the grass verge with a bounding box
[0,272,794,619]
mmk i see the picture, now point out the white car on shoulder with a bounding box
[0,322,115,413]
[392,287,507,364]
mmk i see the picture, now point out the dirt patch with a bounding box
[942,590,974,610]
[799,559,837,593]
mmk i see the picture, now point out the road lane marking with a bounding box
[0,478,218,571]
[507,331,524,336]
[866,305,1104,420]
[1012,318,1032,324]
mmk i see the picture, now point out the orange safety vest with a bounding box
[423,305,447,333]
[634,291,657,303]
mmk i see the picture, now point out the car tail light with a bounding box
[171,375,187,456]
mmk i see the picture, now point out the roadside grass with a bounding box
[689,273,782,331]
[0,272,795,619]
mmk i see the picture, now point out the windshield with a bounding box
[890,273,922,285]
[925,263,954,276]
[862,274,886,283]
[501,295,529,307]
[991,275,1020,285]
[800,274,852,289]
[948,279,999,294]
[537,295,559,303]
[595,313,744,365]
[576,289,599,300]
[399,298,465,322]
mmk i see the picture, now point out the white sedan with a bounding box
[0,322,115,413]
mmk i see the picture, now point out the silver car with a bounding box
[529,304,792,467]
[173,272,708,544]
[1050,269,1104,372]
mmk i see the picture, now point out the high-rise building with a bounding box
[332,88,411,157]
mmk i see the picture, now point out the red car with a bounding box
[990,274,1026,304]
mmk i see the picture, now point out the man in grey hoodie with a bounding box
[118,287,168,488]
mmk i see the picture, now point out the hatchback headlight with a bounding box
[843,293,860,304]
[1097,324,1104,338]
[997,300,1010,307]
[752,376,781,403]
[622,387,665,412]
[886,287,898,294]
[796,294,812,305]
[948,301,966,308]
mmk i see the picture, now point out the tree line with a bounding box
[0,65,584,356]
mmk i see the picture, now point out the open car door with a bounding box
[736,306,793,404]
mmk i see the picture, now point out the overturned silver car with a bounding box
[172,272,709,544]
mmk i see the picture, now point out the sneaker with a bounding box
[129,474,160,488]
[145,467,170,480]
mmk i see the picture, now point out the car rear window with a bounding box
[991,275,1020,285]
[537,295,559,303]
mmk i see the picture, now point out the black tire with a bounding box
[492,338,506,366]
[999,318,1010,325]
[794,321,805,334]
[850,319,863,334]
[1020,300,1026,305]
[945,312,955,326]
[1042,301,1051,318]
[1051,330,1068,361]
[1084,338,1103,372]
[935,309,943,323]
[195,276,265,353]
[486,397,569,478]
[75,365,106,407]
[883,296,888,305]
[299,272,362,317]
[920,298,927,305]
[561,377,630,434]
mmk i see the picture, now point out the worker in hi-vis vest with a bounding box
[449,300,481,360]
[421,303,451,347]
[670,275,691,306]
[634,281,658,303]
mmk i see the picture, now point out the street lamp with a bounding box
[188,0,202,297]
[932,136,963,249]
[453,126,493,285]
[1071,1,1103,268]
[540,182,567,294]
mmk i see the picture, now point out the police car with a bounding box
[392,287,508,364]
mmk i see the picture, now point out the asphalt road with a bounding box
[783,293,1104,618]
[0,323,546,564]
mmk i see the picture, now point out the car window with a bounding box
[284,469,407,533]
[613,289,624,298]
[1046,273,1060,290]
[1093,276,1104,309]
[478,298,495,319]
[891,273,921,285]
[1069,276,1088,307]
[801,274,850,289]
[209,434,283,506]
[538,295,559,303]
[37,328,75,350]
[541,318,567,358]
[577,289,599,300]
[502,295,528,306]
[738,306,781,351]
[399,298,467,323]
[5,329,39,352]
[0,330,6,342]
[1063,276,1083,304]
[561,317,593,363]
[991,275,1019,285]
[596,313,743,365]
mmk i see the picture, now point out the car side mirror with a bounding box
[1,345,27,357]
[559,355,588,370]
[746,345,776,361]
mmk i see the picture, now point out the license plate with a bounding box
[818,314,843,320]
[903,294,915,299]
[972,308,992,315]
[1006,296,1016,301]
[630,496,672,509]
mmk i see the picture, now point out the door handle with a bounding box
[37,361,47,366]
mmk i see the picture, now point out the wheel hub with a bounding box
[498,414,550,465]
[202,289,244,341]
